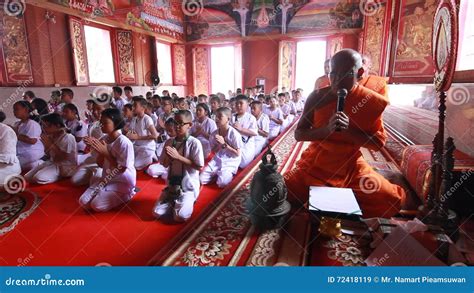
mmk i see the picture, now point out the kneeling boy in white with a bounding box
[200,107,242,188]
[126,97,158,170]
[231,95,258,168]
[153,110,204,222]
[146,118,177,179]
[79,108,136,212]
[25,113,78,184]
[250,101,270,154]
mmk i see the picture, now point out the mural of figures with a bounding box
[288,0,362,33]
[392,0,437,78]
[49,0,184,40]
[186,9,240,42]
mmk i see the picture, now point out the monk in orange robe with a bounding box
[314,59,331,90]
[285,49,405,218]
[359,54,389,99]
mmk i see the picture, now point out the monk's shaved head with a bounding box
[331,49,363,71]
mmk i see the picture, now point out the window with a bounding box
[295,40,327,94]
[84,25,115,83]
[211,45,236,94]
[156,41,173,84]
[457,0,474,71]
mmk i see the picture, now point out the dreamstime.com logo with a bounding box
[91,86,113,106]
[4,174,26,194]
[447,85,470,106]
[359,0,382,17]
[3,0,25,17]
[359,174,382,194]
[182,0,203,17]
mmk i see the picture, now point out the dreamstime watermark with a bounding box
[3,0,25,17]
[447,85,470,106]
[261,181,285,203]
[17,253,34,267]
[359,174,381,194]
[351,94,372,114]
[440,169,473,202]
[94,166,122,192]
[359,0,382,17]
[91,86,113,106]
[181,0,203,17]
[369,252,390,266]
[95,262,112,267]
[4,174,26,194]
[0,78,33,112]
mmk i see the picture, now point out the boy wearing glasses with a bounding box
[153,110,204,222]
[200,107,243,188]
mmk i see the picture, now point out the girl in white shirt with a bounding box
[191,103,217,159]
[12,101,44,172]
[0,111,21,190]
[63,103,88,153]
[79,108,137,212]
[25,113,78,185]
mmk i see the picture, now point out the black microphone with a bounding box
[336,88,348,132]
[336,88,348,112]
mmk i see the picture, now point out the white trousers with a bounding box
[25,161,74,185]
[254,137,268,155]
[146,163,168,180]
[134,146,156,170]
[70,155,102,186]
[239,140,256,169]
[0,162,21,189]
[268,126,281,140]
[79,185,134,212]
[18,152,43,172]
[200,157,237,188]
[152,188,195,222]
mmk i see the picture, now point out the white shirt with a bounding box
[231,112,258,144]
[210,126,243,160]
[129,114,156,149]
[66,119,88,152]
[99,134,136,192]
[49,132,77,173]
[113,97,127,112]
[266,108,284,129]
[191,117,217,139]
[0,123,19,164]
[255,113,270,139]
[15,119,44,156]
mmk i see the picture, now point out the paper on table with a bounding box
[365,226,445,266]
[308,186,362,215]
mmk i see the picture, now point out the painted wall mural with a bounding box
[49,0,184,41]
[391,0,437,78]
[278,40,296,90]
[186,8,240,42]
[193,47,210,95]
[288,0,362,33]
[172,44,187,85]
[0,12,33,85]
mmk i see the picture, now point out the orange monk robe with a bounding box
[360,75,389,100]
[314,75,331,91]
[285,85,405,218]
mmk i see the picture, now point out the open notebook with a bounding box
[308,186,363,220]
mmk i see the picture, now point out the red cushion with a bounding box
[401,145,474,202]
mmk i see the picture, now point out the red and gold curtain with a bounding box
[113,29,136,85]
[193,47,210,95]
[172,44,187,85]
[68,16,89,86]
[278,40,296,90]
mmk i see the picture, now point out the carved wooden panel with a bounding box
[0,13,33,85]
[114,30,136,84]
[278,40,296,90]
[193,47,210,95]
[172,44,187,85]
[68,16,89,86]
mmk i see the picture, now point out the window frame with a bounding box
[155,39,174,86]
[209,43,238,94]
[83,22,117,86]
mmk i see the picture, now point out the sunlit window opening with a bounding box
[84,25,115,84]
[295,40,327,94]
[211,46,236,94]
[156,41,173,84]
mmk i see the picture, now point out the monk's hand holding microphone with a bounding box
[328,88,349,133]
